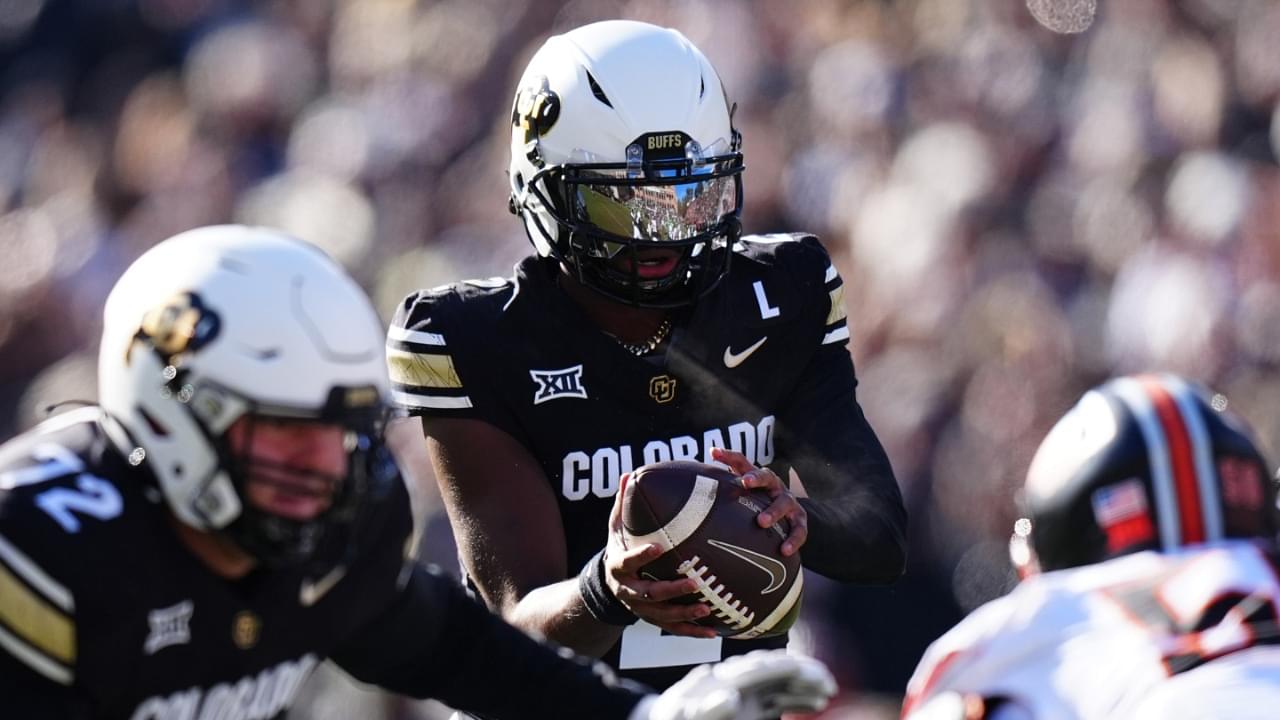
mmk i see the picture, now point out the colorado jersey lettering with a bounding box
[389,234,862,689]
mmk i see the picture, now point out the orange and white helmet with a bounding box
[1012,374,1278,574]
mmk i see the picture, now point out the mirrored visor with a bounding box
[567,163,740,243]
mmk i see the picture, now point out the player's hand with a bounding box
[632,650,836,720]
[605,473,718,638]
[711,447,808,556]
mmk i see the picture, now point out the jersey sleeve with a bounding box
[386,288,526,439]
[817,247,851,348]
[332,562,648,717]
[0,479,84,704]
[330,465,647,716]
[771,236,908,583]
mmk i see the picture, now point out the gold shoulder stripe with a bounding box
[387,348,463,389]
[0,559,75,664]
[387,325,445,346]
[0,623,71,684]
[0,534,72,611]
[826,284,848,326]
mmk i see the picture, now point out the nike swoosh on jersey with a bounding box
[723,336,768,368]
[707,539,787,594]
[299,565,347,607]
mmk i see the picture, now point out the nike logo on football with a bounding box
[723,337,767,368]
[707,539,787,594]
[299,565,347,607]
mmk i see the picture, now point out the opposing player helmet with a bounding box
[1012,374,1278,573]
[98,225,396,566]
[507,20,744,307]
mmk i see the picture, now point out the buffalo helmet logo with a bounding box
[512,77,561,145]
[132,291,221,363]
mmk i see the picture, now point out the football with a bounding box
[619,460,803,639]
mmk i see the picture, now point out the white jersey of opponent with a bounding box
[903,540,1280,720]
[1127,645,1280,720]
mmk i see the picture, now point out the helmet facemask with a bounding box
[160,366,396,570]
[210,388,396,569]
[520,131,743,308]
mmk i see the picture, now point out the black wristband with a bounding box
[577,548,637,626]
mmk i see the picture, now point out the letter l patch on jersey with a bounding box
[753,281,780,319]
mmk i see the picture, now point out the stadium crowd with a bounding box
[2,0,1280,716]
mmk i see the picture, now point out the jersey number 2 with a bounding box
[618,621,723,669]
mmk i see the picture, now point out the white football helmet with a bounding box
[98,225,396,566]
[508,20,744,307]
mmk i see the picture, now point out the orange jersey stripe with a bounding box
[1140,376,1204,544]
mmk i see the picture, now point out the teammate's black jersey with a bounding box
[389,234,907,689]
[0,409,645,719]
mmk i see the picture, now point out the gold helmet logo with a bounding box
[131,292,221,363]
[512,78,560,146]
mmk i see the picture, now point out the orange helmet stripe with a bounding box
[1139,375,1205,544]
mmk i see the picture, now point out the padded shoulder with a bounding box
[733,233,849,347]
[386,276,517,415]
[0,410,143,686]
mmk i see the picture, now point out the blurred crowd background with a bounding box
[4,0,1280,717]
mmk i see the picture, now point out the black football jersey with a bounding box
[0,408,645,719]
[389,234,901,689]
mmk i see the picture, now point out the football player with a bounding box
[389,19,907,690]
[0,225,837,719]
[903,374,1280,719]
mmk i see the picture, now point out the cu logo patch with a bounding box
[531,365,588,404]
[232,611,261,649]
[649,375,677,404]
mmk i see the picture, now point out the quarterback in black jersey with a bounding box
[0,225,834,719]
[389,20,907,690]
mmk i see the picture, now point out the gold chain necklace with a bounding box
[616,318,672,356]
